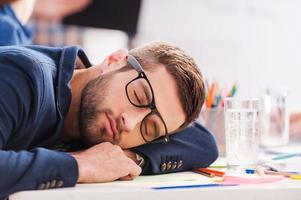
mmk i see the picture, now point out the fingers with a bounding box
[120,164,141,181]
[120,152,142,178]
[113,145,142,178]
[122,149,137,162]
[99,143,142,179]
[128,160,142,177]
[120,175,134,181]
[72,142,142,183]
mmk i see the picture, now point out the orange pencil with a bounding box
[206,82,215,108]
[193,170,215,178]
[196,168,225,177]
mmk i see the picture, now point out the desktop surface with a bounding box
[10,171,301,200]
[10,144,301,200]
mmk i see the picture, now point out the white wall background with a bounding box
[133,0,301,111]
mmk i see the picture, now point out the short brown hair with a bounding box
[0,0,18,6]
[129,41,205,128]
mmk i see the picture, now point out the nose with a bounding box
[119,108,149,132]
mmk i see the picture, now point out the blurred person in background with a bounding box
[0,0,35,45]
[32,0,91,22]
[30,0,92,46]
[0,0,91,46]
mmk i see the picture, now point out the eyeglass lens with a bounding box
[126,78,166,141]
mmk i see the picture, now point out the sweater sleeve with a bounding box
[0,148,78,199]
[131,121,218,175]
[0,48,78,199]
[0,81,78,199]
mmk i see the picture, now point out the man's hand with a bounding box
[71,142,141,183]
[123,149,138,162]
[119,149,144,180]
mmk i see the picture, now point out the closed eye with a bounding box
[142,84,152,103]
[134,90,142,104]
[153,121,160,138]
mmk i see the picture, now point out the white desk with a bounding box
[10,144,301,200]
[10,171,301,200]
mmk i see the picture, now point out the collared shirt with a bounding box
[0,4,32,45]
[0,45,91,198]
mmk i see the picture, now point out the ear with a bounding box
[107,48,129,66]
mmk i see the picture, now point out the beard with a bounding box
[79,72,115,147]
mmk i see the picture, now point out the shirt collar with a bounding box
[55,46,91,119]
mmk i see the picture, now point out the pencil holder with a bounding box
[198,108,225,156]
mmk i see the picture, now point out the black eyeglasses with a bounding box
[125,54,169,144]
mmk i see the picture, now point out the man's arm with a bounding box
[0,58,79,198]
[0,143,141,199]
[0,105,139,199]
[0,148,78,199]
[131,121,218,174]
[0,47,140,198]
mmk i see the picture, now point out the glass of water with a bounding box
[260,88,289,147]
[224,98,260,169]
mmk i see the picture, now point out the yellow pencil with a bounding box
[290,175,301,180]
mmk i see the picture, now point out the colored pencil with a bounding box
[152,184,237,190]
[196,168,225,177]
[192,170,215,178]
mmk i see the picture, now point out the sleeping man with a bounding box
[0,41,218,198]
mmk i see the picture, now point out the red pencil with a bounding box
[196,168,225,177]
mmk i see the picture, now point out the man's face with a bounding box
[79,60,186,149]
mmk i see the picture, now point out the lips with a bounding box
[105,112,119,141]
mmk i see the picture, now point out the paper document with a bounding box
[103,171,215,188]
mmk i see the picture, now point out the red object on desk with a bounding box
[196,168,225,177]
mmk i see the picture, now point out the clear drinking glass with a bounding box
[260,88,289,147]
[224,98,260,169]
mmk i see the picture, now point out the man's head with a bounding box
[79,41,205,148]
